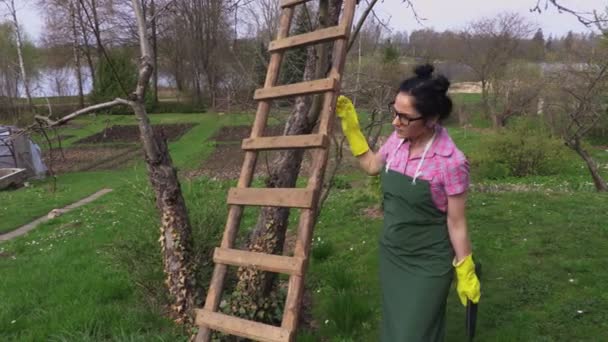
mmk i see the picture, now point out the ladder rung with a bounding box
[280,0,310,8]
[227,188,314,208]
[254,78,337,101]
[242,134,328,151]
[195,309,291,342]
[269,25,347,52]
[214,248,304,275]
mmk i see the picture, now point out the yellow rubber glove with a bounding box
[336,95,370,157]
[454,254,481,306]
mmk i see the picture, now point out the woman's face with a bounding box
[391,92,432,140]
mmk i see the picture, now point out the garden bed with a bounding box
[74,123,196,144]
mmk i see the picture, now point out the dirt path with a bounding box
[0,189,113,243]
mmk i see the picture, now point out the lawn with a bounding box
[1,107,607,341]
[1,112,256,234]
[303,186,608,341]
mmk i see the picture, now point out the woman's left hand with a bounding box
[454,254,481,306]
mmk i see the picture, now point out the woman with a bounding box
[336,64,481,341]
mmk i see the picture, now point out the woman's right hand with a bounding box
[336,96,369,156]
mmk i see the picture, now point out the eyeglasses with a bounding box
[387,101,424,126]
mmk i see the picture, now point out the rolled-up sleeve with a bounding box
[444,155,469,196]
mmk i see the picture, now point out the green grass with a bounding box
[15,95,83,106]
[1,112,254,234]
[31,112,254,149]
[447,126,608,190]
[0,182,188,341]
[0,171,129,234]
[302,187,608,341]
[451,93,482,105]
[2,106,608,341]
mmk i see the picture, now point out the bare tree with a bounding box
[544,59,608,192]
[163,0,233,107]
[149,0,159,104]
[76,0,96,85]
[70,0,85,108]
[455,12,535,126]
[244,0,282,44]
[34,0,198,323]
[41,0,87,107]
[0,23,21,122]
[531,1,608,28]
[488,62,544,127]
[532,1,608,191]
[1,0,34,112]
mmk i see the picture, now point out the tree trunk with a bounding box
[130,0,198,322]
[492,113,504,128]
[70,0,85,109]
[481,78,490,121]
[6,0,34,112]
[90,0,103,61]
[134,101,198,322]
[233,0,340,318]
[568,138,608,192]
[151,0,159,105]
[76,0,96,87]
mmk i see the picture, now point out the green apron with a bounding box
[379,169,454,342]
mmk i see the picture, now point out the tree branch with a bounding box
[132,0,154,100]
[347,0,379,52]
[530,0,608,28]
[34,98,132,127]
[146,0,177,25]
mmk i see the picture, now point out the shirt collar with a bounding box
[429,125,454,158]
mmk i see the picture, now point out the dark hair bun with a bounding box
[399,63,453,121]
[434,75,450,94]
[414,64,434,79]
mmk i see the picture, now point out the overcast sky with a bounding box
[8,0,608,43]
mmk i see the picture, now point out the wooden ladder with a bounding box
[194,0,357,341]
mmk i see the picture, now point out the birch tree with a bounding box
[1,0,34,112]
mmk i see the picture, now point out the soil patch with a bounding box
[362,205,383,219]
[0,250,14,258]
[210,125,284,142]
[43,146,141,173]
[449,81,482,94]
[184,143,323,180]
[187,138,359,180]
[75,123,196,144]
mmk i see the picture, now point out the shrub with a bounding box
[90,50,154,114]
[90,51,137,105]
[470,118,570,179]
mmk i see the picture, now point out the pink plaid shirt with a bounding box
[378,125,469,212]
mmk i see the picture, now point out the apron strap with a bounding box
[412,132,436,185]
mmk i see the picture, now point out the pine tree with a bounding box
[90,50,138,104]
[382,38,400,64]
[531,28,545,61]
